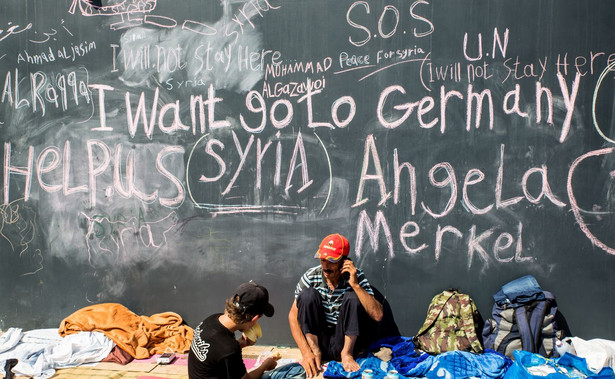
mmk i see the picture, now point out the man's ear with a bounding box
[250,314,261,323]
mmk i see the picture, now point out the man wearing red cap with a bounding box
[288,234,386,377]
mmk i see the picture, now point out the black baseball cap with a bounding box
[232,281,275,317]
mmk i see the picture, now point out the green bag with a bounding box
[413,289,484,355]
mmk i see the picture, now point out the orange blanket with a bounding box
[59,303,194,359]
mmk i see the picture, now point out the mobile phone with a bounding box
[342,257,351,280]
[157,352,176,364]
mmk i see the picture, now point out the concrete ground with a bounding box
[2,345,324,379]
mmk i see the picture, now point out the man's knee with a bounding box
[341,290,360,308]
[296,288,324,336]
[297,287,321,307]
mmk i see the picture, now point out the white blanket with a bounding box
[0,328,115,379]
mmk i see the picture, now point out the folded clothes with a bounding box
[493,275,545,307]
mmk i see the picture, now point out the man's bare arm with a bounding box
[352,283,383,321]
[343,260,384,322]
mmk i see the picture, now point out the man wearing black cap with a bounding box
[188,281,280,379]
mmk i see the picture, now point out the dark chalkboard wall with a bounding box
[1,0,614,344]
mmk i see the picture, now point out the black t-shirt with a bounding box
[188,313,247,379]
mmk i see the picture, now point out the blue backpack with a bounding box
[482,275,568,358]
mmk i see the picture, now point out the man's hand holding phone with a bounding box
[341,258,358,285]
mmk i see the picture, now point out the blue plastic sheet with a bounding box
[504,350,615,379]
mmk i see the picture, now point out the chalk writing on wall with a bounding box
[0,0,614,341]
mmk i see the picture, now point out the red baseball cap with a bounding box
[314,234,350,262]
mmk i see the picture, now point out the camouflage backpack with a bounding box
[414,289,484,355]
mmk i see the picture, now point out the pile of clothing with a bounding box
[0,303,193,379]
[324,336,511,379]
[323,336,615,379]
